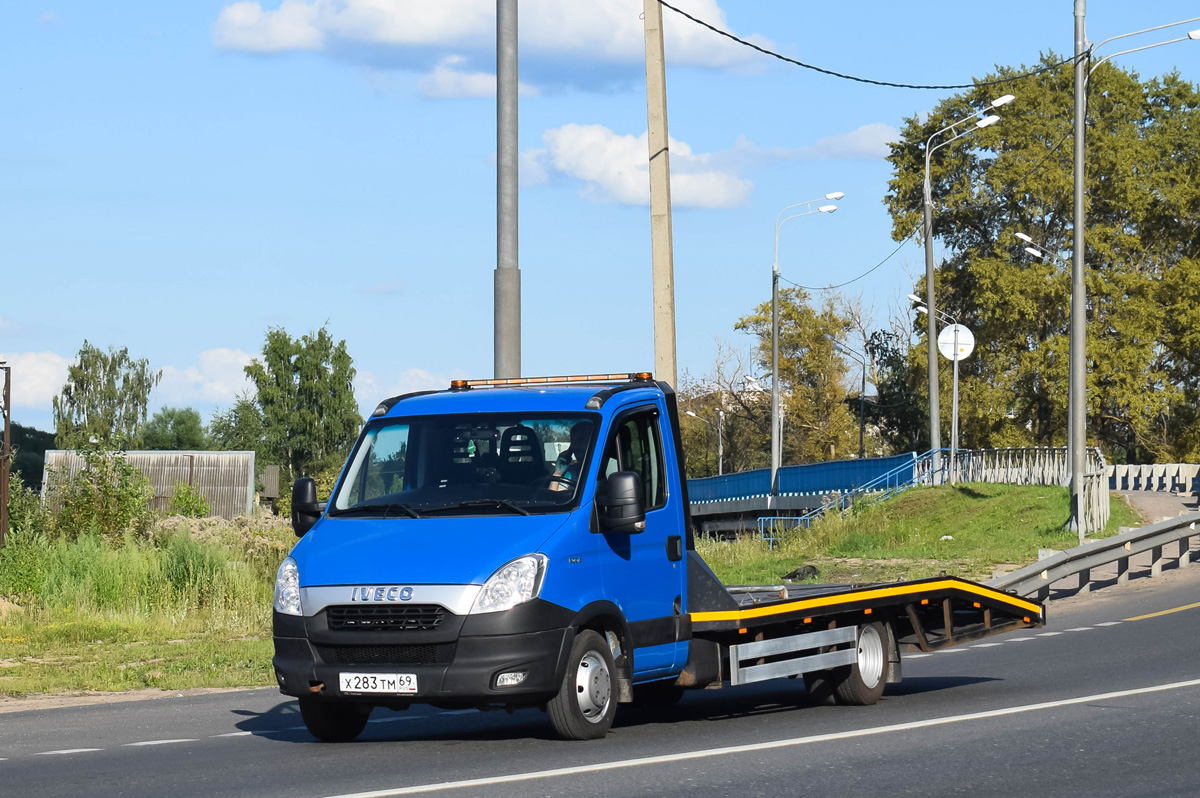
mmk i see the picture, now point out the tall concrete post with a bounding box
[922,166,942,483]
[494,0,520,379]
[643,0,677,388]
[0,366,9,548]
[1070,0,1088,539]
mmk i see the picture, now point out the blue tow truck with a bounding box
[272,373,1044,741]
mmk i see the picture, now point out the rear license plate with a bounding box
[339,672,418,695]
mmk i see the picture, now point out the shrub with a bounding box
[168,482,211,518]
[49,444,154,543]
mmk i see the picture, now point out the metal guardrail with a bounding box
[986,512,1200,600]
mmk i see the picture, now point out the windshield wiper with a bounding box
[443,499,531,516]
[329,502,422,519]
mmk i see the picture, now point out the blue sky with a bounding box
[2,1,1197,433]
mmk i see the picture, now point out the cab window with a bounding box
[599,409,666,510]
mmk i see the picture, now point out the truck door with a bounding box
[597,405,687,677]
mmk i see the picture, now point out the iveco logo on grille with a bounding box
[350,586,414,602]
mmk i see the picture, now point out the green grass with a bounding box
[0,514,293,697]
[698,483,1142,586]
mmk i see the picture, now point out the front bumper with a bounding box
[272,603,576,706]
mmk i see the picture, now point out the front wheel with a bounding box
[547,630,617,740]
[298,698,371,742]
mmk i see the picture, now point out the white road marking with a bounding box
[905,653,932,658]
[1005,637,1036,642]
[211,731,253,737]
[122,739,196,747]
[1037,632,1063,637]
[971,643,1004,648]
[314,678,1200,798]
[35,749,102,756]
[1095,621,1122,626]
[1065,627,1093,632]
[935,648,967,653]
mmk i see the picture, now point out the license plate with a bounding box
[339,672,418,695]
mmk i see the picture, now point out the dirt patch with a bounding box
[0,599,21,618]
[0,686,263,715]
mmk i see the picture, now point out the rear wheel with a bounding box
[298,698,371,742]
[804,622,889,707]
[547,630,617,740]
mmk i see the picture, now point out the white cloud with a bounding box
[418,55,540,99]
[796,123,898,160]
[156,348,255,406]
[0,351,71,409]
[213,1,764,82]
[355,367,468,414]
[37,11,62,25]
[528,124,753,209]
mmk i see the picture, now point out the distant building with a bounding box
[41,450,257,520]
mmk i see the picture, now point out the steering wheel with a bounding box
[530,474,574,489]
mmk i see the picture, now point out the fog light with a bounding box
[495,671,528,688]
[275,669,286,688]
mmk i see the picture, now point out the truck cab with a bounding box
[273,373,1044,741]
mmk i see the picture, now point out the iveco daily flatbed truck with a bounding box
[272,373,1044,741]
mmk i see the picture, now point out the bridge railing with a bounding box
[687,454,918,505]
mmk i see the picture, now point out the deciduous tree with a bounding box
[52,341,161,449]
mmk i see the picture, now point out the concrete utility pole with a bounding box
[494,0,520,379]
[1070,0,1087,539]
[643,0,677,388]
[0,364,9,548]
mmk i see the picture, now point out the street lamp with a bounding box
[921,95,1011,483]
[770,193,841,504]
[1064,12,1200,539]
[825,335,868,459]
[685,409,725,476]
[908,294,970,485]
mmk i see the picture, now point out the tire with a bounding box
[299,698,371,742]
[547,629,617,740]
[833,622,888,706]
[803,622,889,707]
[802,669,838,706]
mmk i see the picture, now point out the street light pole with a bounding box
[827,336,868,459]
[921,97,1010,483]
[770,194,841,503]
[910,296,965,485]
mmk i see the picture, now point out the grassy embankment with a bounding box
[0,515,293,697]
[0,483,1140,698]
[698,483,1141,586]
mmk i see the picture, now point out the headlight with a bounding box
[470,554,547,614]
[274,557,302,616]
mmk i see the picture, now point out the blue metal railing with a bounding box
[687,453,920,504]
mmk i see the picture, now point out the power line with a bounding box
[657,0,1081,91]
[782,126,1075,292]
[782,226,918,291]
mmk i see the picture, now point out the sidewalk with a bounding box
[1117,490,1199,524]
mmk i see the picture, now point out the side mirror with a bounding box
[596,471,646,534]
[291,477,325,537]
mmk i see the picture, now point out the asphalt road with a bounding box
[3,568,1198,798]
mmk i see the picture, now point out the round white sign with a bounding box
[937,324,975,361]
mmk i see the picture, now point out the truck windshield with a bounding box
[329,413,598,517]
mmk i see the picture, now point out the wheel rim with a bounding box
[856,625,885,690]
[574,650,612,723]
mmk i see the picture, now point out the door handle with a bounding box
[666,535,683,562]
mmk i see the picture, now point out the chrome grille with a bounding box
[325,604,446,632]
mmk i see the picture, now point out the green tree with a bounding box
[52,341,161,449]
[884,57,1200,462]
[143,407,208,450]
[735,289,858,463]
[245,326,362,479]
[210,396,267,455]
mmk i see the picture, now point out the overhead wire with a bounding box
[656,0,1083,90]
